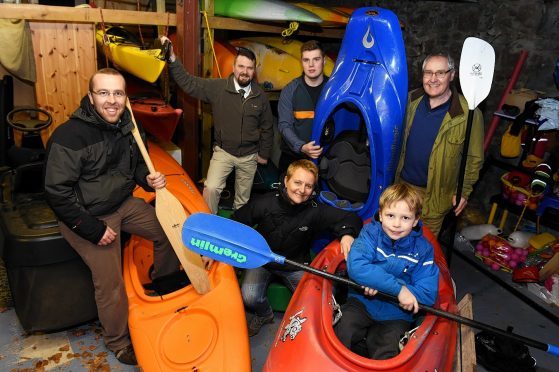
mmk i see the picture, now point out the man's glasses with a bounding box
[90,90,126,98]
[422,69,452,79]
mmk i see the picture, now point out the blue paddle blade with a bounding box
[181,212,285,269]
[549,343,559,356]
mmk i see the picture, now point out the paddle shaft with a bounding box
[445,109,475,265]
[125,100,210,294]
[284,258,556,354]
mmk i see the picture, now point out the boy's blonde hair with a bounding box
[379,183,423,216]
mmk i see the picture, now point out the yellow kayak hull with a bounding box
[241,36,336,77]
[294,2,349,27]
[96,29,165,83]
[229,39,302,90]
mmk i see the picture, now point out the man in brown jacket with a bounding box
[162,36,274,213]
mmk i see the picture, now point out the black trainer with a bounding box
[115,344,137,365]
[248,313,274,337]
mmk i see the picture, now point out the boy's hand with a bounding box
[340,235,354,260]
[363,286,378,297]
[398,286,419,313]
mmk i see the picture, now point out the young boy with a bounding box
[334,183,439,360]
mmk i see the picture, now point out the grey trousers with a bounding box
[203,145,258,213]
[59,196,180,352]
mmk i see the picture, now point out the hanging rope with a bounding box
[136,0,145,48]
[201,10,221,78]
[98,7,109,68]
[281,21,299,38]
[164,12,170,37]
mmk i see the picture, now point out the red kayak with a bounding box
[264,227,457,371]
[130,96,182,142]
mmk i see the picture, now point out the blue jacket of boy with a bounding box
[347,218,439,322]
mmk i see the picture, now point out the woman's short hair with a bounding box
[285,159,318,184]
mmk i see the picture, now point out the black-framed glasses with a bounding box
[422,69,452,79]
[90,90,126,98]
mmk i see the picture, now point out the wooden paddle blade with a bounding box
[155,189,211,294]
[459,37,495,110]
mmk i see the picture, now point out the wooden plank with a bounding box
[205,16,345,39]
[200,0,215,178]
[175,0,201,179]
[454,293,477,372]
[0,4,176,26]
[30,22,96,141]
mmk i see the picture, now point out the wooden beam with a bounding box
[454,293,477,372]
[0,3,176,26]
[175,0,201,179]
[205,16,345,39]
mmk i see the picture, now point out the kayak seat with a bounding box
[143,268,191,296]
[319,130,370,204]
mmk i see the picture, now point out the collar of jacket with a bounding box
[72,95,134,135]
[409,85,464,119]
[225,74,261,97]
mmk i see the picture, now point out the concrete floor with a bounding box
[1,251,557,371]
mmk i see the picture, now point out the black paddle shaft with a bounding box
[445,109,476,265]
[456,109,475,204]
[284,258,551,352]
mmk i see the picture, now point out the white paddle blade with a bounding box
[459,37,495,110]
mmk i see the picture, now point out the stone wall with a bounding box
[321,0,558,133]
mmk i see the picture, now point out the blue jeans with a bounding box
[241,267,304,317]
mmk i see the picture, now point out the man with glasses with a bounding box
[44,68,182,366]
[395,53,484,237]
[161,36,274,214]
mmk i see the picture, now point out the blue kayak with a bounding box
[312,7,408,219]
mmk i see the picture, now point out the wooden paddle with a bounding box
[126,99,210,294]
[182,213,559,357]
[443,37,495,264]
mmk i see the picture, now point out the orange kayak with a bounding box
[125,142,250,371]
[130,96,182,142]
[264,226,457,371]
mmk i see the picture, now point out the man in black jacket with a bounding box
[44,68,180,366]
[233,160,362,336]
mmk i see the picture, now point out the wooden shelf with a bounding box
[453,243,559,325]
[0,3,176,26]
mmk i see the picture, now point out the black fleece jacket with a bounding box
[44,96,151,244]
[232,189,363,270]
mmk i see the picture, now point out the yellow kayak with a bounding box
[229,39,302,90]
[241,36,336,77]
[96,27,166,84]
[293,3,349,27]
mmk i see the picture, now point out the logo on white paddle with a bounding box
[470,63,483,77]
[362,26,375,49]
[281,310,307,342]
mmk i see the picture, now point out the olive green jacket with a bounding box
[395,87,484,217]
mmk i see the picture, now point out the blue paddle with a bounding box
[182,212,559,357]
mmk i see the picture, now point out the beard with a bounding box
[236,74,251,88]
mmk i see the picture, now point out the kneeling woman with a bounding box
[233,159,362,336]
